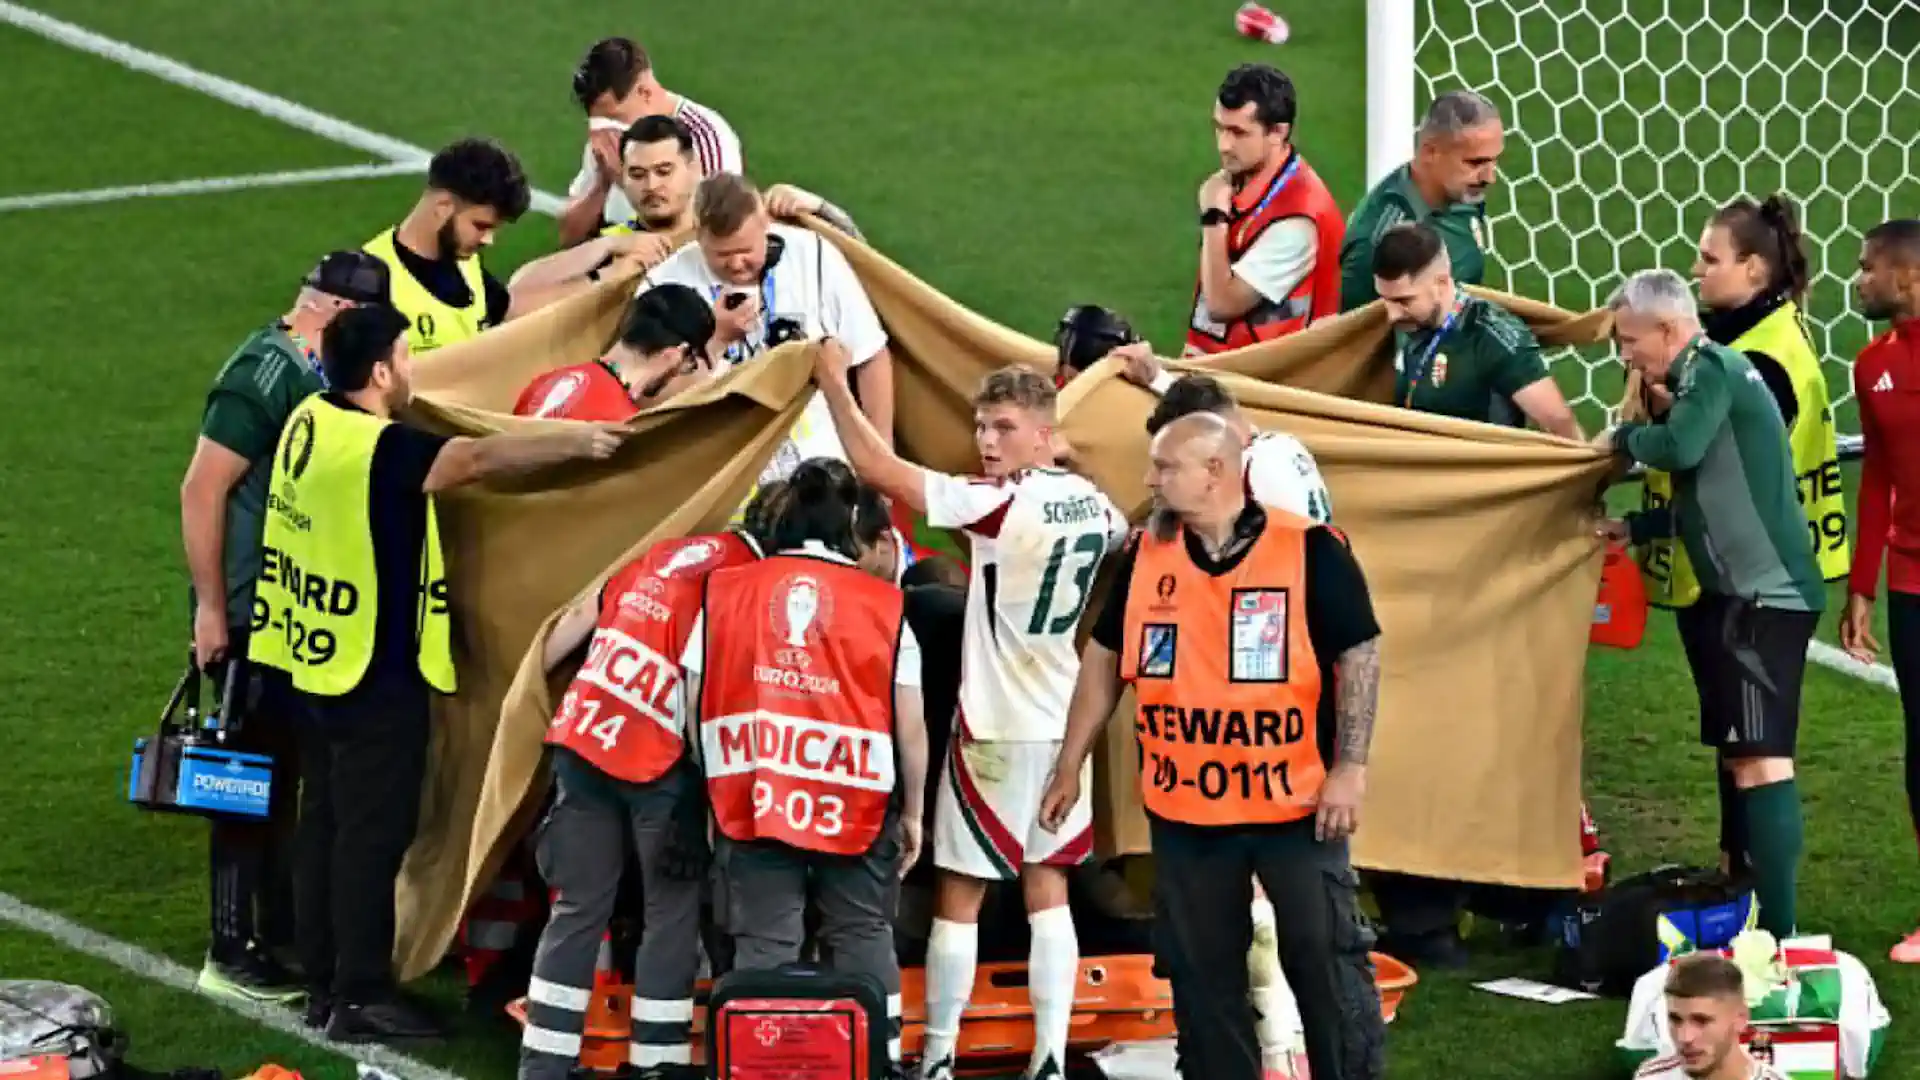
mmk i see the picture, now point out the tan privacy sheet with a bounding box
[389,220,1616,979]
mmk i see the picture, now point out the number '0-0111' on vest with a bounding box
[1637,302,1849,608]
[247,396,456,696]
[1117,508,1325,827]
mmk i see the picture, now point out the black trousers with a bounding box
[1888,592,1920,847]
[1152,817,1384,1080]
[207,636,302,957]
[293,671,431,1003]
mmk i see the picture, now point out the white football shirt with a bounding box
[924,468,1128,742]
[570,95,744,226]
[642,223,889,489]
[1245,430,1333,524]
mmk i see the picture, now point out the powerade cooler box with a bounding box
[707,965,890,1080]
[126,654,274,822]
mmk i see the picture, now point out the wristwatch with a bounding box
[1200,207,1231,227]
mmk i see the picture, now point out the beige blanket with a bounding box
[388,219,1616,980]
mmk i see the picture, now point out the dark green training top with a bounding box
[1339,163,1490,312]
[195,323,327,630]
[1392,294,1548,426]
[1617,337,1824,613]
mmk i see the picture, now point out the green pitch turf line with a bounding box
[0,890,469,1080]
[0,162,421,213]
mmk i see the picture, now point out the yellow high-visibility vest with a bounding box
[363,229,485,356]
[248,395,456,695]
[1639,301,1849,606]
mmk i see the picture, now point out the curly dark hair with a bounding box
[426,137,531,221]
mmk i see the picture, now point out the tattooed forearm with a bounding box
[1334,636,1381,766]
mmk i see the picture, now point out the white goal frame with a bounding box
[1367,0,1919,445]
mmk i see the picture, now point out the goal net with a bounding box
[1410,0,1920,440]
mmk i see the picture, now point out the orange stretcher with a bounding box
[507,950,1419,1074]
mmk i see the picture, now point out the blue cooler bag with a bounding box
[127,650,274,821]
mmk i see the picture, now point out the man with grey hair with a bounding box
[1597,267,1821,940]
[1340,89,1504,311]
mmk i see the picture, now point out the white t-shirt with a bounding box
[923,468,1128,742]
[1245,430,1333,524]
[1232,218,1318,303]
[1142,373,1333,523]
[570,95,744,226]
[642,223,889,487]
[678,543,922,689]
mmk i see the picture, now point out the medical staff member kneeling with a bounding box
[678,459,930,1072]
[250,304,626,1043]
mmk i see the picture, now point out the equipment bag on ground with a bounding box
[126,650,274,821]
[0,982,125,1080]
[1554,865,1754,997]
[707,964,891,1080]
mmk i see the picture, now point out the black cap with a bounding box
[1054,304,1139,374]
[303,251,391,305]
[624,283,717,358]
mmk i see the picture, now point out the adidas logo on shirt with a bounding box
[1874,371,1895,392]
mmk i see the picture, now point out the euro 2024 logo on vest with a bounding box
[655,537,722,580]
[769,571,833,671]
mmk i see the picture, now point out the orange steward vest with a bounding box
[547,532,760,784]
[698,552,906,855]
[1118,508,1325,826]
[1185,150,1346,356]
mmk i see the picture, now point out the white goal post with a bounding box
[1367,0,1920,444]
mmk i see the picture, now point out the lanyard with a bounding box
[1231,154,1302,248]
[280,322,328,390]
[1401,293,1467,406]
[709,266,778,367]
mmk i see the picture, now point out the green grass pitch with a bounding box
[0,2,1913,1078]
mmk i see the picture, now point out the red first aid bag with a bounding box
[707,965,889,1080]
[1591,540,1648,650]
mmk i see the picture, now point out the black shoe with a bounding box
[302,991,333,1030]
[198,944,305,1005]
[325,997,446,1043]
[1380,930,1470,970]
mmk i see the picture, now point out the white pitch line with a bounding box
[0,162,422,214]
[0,891,468,1080]
[0,0,566,217]
[1807,639,1900,692]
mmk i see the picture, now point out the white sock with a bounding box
[921,918,976,1072]
[1248,894,1286,1056]
[1027,905,1079,1078]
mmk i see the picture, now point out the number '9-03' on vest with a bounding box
[699,552,907,856]
[1118,508,1324,827]
[1638,301,1849,608]
[247,395,455,696]
[363,229,485,356]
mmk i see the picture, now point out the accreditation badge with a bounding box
[1470,214,1487,249]
[1432,352,1449,386]
[1230,589,1290,683]
[1137,623,1177,679]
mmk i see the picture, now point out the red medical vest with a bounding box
[1184,151,1345,356]
[698,553,905,856]
[547,532,760,783]
[514,361,638,422]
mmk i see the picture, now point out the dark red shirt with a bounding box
[1850,320,1920,599]
[512,361,637,422]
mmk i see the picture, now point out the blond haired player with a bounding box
[810,343,1127,1080]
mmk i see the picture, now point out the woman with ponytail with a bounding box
[1622,195,1848,905]
[680,456,927,1073]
